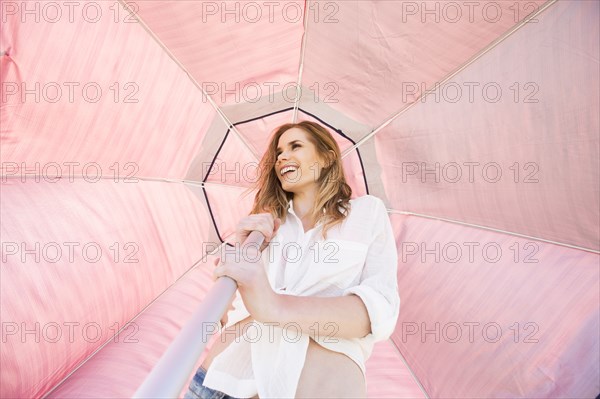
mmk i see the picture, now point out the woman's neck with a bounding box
[292,190,317,221]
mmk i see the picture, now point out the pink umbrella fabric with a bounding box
[1,1,598,398]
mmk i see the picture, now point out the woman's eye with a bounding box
[276,144,300,157]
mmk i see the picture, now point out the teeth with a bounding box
[280,166,298,175]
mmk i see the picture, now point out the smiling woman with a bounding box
[251,121,354,240]
[184,121,400,398]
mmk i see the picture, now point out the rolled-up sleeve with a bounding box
[223,289,250,329]
[342,197,400,342]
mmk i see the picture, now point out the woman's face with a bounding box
[275,128,327,194]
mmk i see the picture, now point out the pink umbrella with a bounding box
[1,1,598,398]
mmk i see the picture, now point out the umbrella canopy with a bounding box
[1,1,598,398]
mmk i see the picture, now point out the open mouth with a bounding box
[279,165,302,184]
[280,165,299,176]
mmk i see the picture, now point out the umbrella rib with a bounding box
[341,0,558,158]
[292,0,311,123]
[115,0,261,161]
[0,174,253,191]
[388,208,600,254]
[388,337,431,399]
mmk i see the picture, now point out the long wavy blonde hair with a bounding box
[243,120,352,240]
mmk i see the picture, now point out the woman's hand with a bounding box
[234,213,281,253]
[213,214,282,323]
[212,247,280,323]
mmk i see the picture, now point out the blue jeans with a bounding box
[184,366,242,399]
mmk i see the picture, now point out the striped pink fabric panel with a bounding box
[390,214,599,398]
[1,1,218,180]
[376,1,599,251]
[299,0,547,128]
[1,179,212,398]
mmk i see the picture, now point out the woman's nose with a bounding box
[277,151,288,162]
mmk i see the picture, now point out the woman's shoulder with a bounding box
[346,195,387,222]
[349,194,385,208]
[332,195,388,240]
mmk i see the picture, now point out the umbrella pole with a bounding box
[132,231,265,399]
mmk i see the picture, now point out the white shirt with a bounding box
[202,194,400,398]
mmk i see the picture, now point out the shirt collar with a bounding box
[287,199,328,217]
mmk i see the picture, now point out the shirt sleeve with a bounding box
[223,289,250,329]
[342,196,400,342]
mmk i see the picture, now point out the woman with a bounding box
[184,121,400,398]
